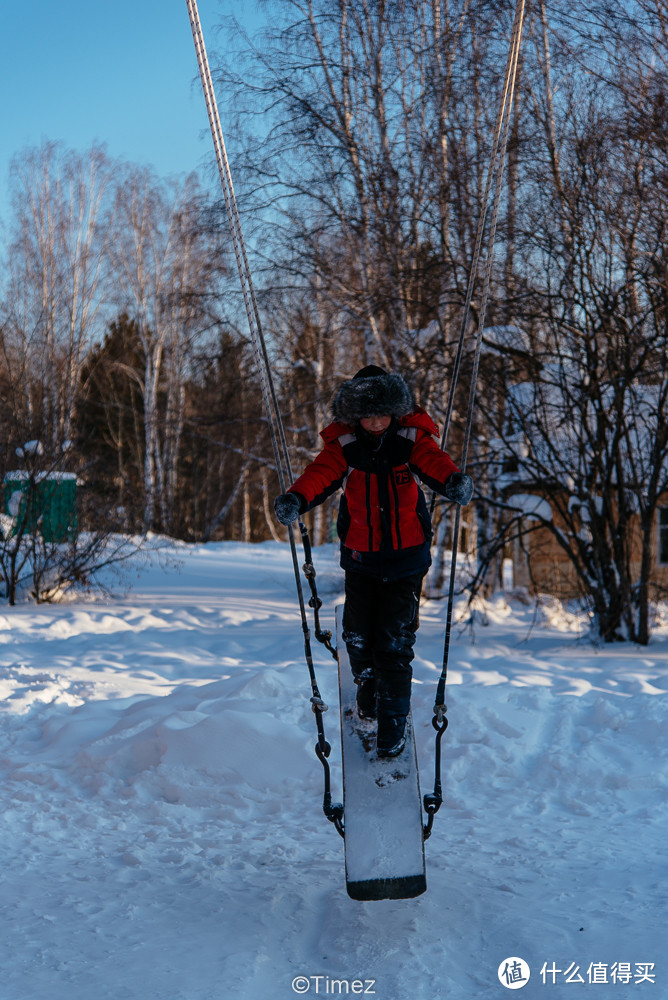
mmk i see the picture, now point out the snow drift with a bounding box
[0,541,666,999]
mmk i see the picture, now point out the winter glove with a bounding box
[273,492,302,525]
[444,472,474,506]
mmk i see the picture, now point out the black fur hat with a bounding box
[332,366,414,424]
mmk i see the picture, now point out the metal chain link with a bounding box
[425,0,527,837]
[185,0,343,836]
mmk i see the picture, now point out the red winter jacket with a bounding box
[288,409,459,555]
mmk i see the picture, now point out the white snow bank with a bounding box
[0,540,666,999]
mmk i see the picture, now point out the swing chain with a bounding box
[425,0,527,838]
[311,692,344,837]
[188,0,526,845]
[423,707,448,840]
[300,523,337,660]
[314,729,345,838]
[186,0,340,833]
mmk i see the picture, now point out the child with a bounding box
[274,366,473,756]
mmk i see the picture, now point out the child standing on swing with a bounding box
[274,366,473,757]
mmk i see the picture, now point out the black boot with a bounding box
[376,713,407,757]
[376,670,411,757]
[353,668,377,720]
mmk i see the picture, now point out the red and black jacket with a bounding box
[288,409,459,579]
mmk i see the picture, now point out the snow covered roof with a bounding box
[482,324,533,353]
[503,493,553,522]
[498,376,665,490]
[4,471,79,482]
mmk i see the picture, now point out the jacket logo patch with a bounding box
[394,469,411,486]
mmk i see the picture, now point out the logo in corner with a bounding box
[498,957,531,990]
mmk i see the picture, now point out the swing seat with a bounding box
[336,606,426,900]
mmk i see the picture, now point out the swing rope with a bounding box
[424,0,527,839]
[186,0,525,843]
[186,0,343,836]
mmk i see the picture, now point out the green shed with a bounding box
[3,472,78,543]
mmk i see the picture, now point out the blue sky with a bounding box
[1,0,262,223]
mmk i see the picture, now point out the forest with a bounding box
[1,0,667,642]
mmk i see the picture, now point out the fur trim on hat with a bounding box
[332,370,414,424]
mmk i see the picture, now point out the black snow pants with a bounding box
[341,570,424,721]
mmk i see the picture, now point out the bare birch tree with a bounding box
[2,141,112,454]
[475,2,668,643]
[107,167,225,533]
[222,0,515,386]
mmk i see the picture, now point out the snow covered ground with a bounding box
[0,540,666,1000]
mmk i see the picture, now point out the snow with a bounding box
[4,470,79,481]
[0,539,666,999]
[15,439,44,458]
[337,615,425,895]
[504,493,553,522]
